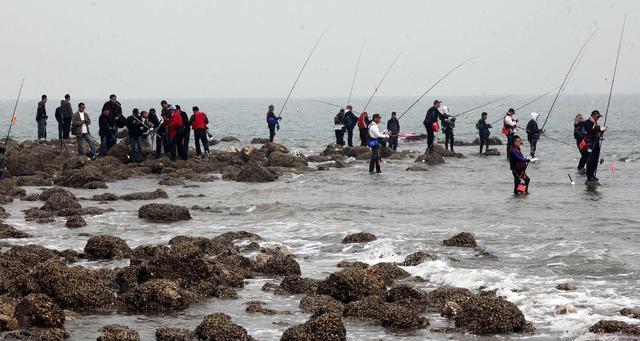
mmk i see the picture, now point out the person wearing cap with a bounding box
[503,108,518,156]
[368,113,389,173]
[386,111,400,151]
[508,135,531,194]
[440,105,456,152]
[357,111,371,146]
[423,100,444,153]
[266,105,281,142]
[583,110,607,183]
[344,105,358,147]
[333,108,346,146]
[525,112,543,158]
[476,112,492,154]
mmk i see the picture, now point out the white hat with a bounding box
[531,112,539,120]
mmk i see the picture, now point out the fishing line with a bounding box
[361,53,401,113]
[348,40,365,105]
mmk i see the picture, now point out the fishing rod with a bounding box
[397,56,478,121]
[489,87,559,125]
[310,100,361,114]
[541,28,598,130]
[3,79,25,147]
[452,95,511,118]
[541,133,574,148]
[361,53,401,113]
[278,28,328,118]
[347,40,365,105]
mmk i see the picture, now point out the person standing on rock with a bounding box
[126,108,147,163]
[176,105,190,160]
[440,105,456,152]
[334,108,346,146]
[502,108,518,157]
[357,111,371,146]
[508,135,530,195]
[167,106,184,161]
[266,105,281,142]
[583,110,607,183]
[367,114,389,174]
[386,111,400,151]
[102,94,122,137]
[573,114,588,174]
[55,100,65,141]
[345,105,358,147]
[190,106,210,158]
[476,112,492,154]
[61,94,73,139]
[72,102,96,158]
[525,112,543,158]
[98,109,113,156]
[147,108,161,152]
[36,95,48,143]
[424,99,443,154]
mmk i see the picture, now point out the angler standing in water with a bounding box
[525,112,543,158]
[357,111,370,146]
[36,95,48,143]
[574,114,588,173]
[266,105,281,142]
[476,112,491,154]
[368,113,389,174]
[508,135,531,195]
[502,108,518,156]
[583,110,607,183]
[345,105,358,146]
[386,112,400,151]
[440,105,456,152]
[423,100,443,154]
[333,108,346,146]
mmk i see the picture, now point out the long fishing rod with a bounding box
[489,87,559,125]
[452,95,511,118]
[278,27,328,118]
[397,56,478,121]
[3,79,25,147]
[360,53,401,113]
[541,28,598,130]
[347,40,365,105]
[310,99,361,114]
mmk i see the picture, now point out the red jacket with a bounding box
[167,110,183,139]
[191,112,208,130]
[357,112,369,129]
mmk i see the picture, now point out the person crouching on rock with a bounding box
[368,114,389,174]
[508,135,531,195]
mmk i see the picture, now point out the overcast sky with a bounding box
[1,0,637,100]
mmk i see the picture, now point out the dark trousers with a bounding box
[106,131,117,150]
[576,140,589,170]
[512,170,530,194]
[388,135,398,151]
[62,118,72,139]
[194,129,209,156]
[129,136,143,163]
[37,119,47,139]
[528,136,539,157]
[506,132,515,156]
[99,134,109,155]
[182,130,190,159]
[369,145,381,173]
[155,135,164,158]
[174,133,187,160]
[335,129,345,146]
[57,122,64,140]
[444,129,454,151]
[268,125,276,142]
[346,126,355,147]
[586,141,601,180]
[170,135,180,161]
[359,128,368,146]
[479,134,488,154]
[426,127,435,153]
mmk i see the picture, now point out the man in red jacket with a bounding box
[357,112,371,146]
[166,105,184,161]
[190,106,210,158]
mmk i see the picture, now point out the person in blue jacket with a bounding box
[476,112,492,154]
[266,105,281,142]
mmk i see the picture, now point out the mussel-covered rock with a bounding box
[138,203,192,222]
[194,313,254,341]
[84,235,132,260]
[255,254,301,276]
[281,312,346,341]
[119,189,169,201]
[155,327,195,341]
[123,279,192,313]
[316,267,386,303]
[0,223,30,239]
[299,294,345,315]
[341,232,376,244]
[278,275,320,295]
[65,215,86,228]
[97,324,140,341]
[455,295,529,334]
[442,232,478,247]
[14,293,64,329]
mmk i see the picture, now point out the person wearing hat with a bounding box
[508,135,531,194]
[367,113,389,173]
[333,108,347,146]
[344,105,358,146]
[583,110,607,183]
[525,112,543,158]
[440,105,456,152]
[503,108,519,156]
[423,99,444,153]
[266,105,281,142]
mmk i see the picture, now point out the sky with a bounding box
[1,0,638,100]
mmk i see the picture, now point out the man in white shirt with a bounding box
[368,113,389,174]
[72,102,96,158]
[503,108,518,156]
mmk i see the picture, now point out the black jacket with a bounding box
[526,119,542,140]
[477,119,491,138]
[61,100,73,120]
[36,101,47,121]
[148,112,160,128]
[55,107,62,123]
[574,122,585,141]
[102,100,122,120]
[424,106,442,126]
[180,111,189,128]
[387,118,400,133]
[583,119,603,144]
[345,111,358,129]
[98,114,112,137]
[126,115,147,138]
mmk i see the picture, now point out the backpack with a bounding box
[334,114,340,125]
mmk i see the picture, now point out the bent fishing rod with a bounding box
[397,56,478,121]
[3,79,25,148]
[360,53,401,113]
[348,40,365,105]
[278,27,328,119]
[541,28,598,130]
[489,87,560,125]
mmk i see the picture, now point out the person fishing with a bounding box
[72,102,96,158]
[573,114,588,173]
[333,108,346,146]
[525,112,543,158]
[502,108,518,156]
[440,105,456,152]
[583,110,607,183]
[98,109,112,156]
[166,105,184,161]
[357,111,371,146]
[190,106,210,158]
[126,108,147,163]
[386,111,400,151]
[266,105,281,142]
[36,95,48,143]
[476,112,492,154]
[508,135,531,195]
[344,105,358,146]
[102,94,123,140]
[147,108,161,150]
[423,100,443,154]
[175,105,190,159]
[367,113,389,174]
[61,94,73,139]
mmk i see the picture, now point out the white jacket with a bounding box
[368,122,389,139]
[504,114,517,132]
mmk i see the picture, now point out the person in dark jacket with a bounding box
[573,114,588,173]
[36,95,48,142]
[334,109,346,146]
[477,112,492,154]
[266,105,281,142]
[423,100,443,154]
[386,112,400,151]
[439,105,456,152]
[525,112,543,158]
[176,105,190,160]
[126,108,147,163]
[166,106,184,161]
[147,108,162,156]
[190,106,210,157]
[61,94,73,139]
[357,111,371,146]
[344,105,358,147]
[159,101,172,158]
[55,100,65,141]
[98,110,112,156]
[102,94,122,131]
[508,135,531,194]
[583,110,607,183]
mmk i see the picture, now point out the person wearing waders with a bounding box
[386,111,400,151]
[476,112,492,154]
[368,114,389,174]
[266,105,281,142]
[502,108,518,157]
[525,112,543,158]
[36,95,48,143]
[190,106,210,158]
[573,114,588,174]
[345,105,358,146]
[583,110,607,183]
[333,108,346,146]
[508,135,531,195]
[424,100,443,154]
[357,111,371,146]
[440,105,456,152]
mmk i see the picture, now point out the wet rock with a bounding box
[278,275,321,295]
[472,136,503,145]
[0,313,18,332]
[484,148,501,156]
[84,235,132,260]
[194,313,254,341]
[4,328,70,341]
[430,144,464,158]
[400,251,437,266]
[244,301,286,315]
[0,206,8,219]
[386,284,430,312]
[424,287,474,312]
[442,232,478,247]
[341,232,376,244]
[556,283,577,291]
[299,294,345,315]
[268,151,308,169]
[14,176,53,187]
[441,301,462,318]
[41,192,81,214]
[98,324,140,341]
[406,164,429,171]
[261,282,280,293]
[321,144,344,156]
[159,176,186,186]
[56,166,107,189]
[120,189,169,201]
[123,279,191,313]
[235,162,277,183]
[0,223,30,239]
[92,193,119,201]
[367,262,410,286]
[344,295,428,330]
[316,267,386,303]
[343,146,370,159]
[554,304,577,315]
[155,327,195,341]
[589,320,640,335]
[255,254,301,276]
[138,203,192,222]
[250,137,269,145]
[65,215,86,228]
[215,231,263,242]
[335,260,368,269]
[620,307,640,319]
[0,180,26,198]
[14,293,65,329]
[415,152,445,165]
[23,208,54,222]
[281,312,346,341]
[260,142,289,155]
[455,295,528,334]
[221,136,240,142]
[380,303,430,330]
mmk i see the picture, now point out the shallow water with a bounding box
[1,95,639,340]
